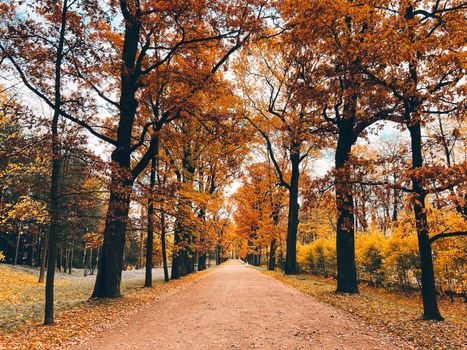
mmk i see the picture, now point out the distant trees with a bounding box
[236,39,328,274]
[233,162,287,269]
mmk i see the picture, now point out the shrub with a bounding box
[356,231,385,286]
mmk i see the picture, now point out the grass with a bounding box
[263,271,467,350]
[0,264,211,350]
[0,264,168,330]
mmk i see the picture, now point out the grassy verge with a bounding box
[0,264,155,330]
[263,271,466,350]
[0,266,211,350]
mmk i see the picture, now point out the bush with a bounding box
[356,231,385,286]
[297,208,465,296]
[383,233,421,290]
[297,238,336,277]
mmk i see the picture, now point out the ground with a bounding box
[78,260,408,350]
[0,264,171,329]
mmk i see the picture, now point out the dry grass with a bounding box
[263,271,467,350]
[0,264,166,330]
[0,265,211,350]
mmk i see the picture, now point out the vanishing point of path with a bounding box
[79,260,406,350]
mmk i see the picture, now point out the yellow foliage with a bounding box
[355,230,385,286]
[298,207,466,294]
[297,237,336,277]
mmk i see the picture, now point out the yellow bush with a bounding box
[383,233,421,289]
[297,208,466,295]
[296,238,336,277]
[355,231,385,286]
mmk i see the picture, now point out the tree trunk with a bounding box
[171,218,182,280]
[92,175,132,298]
[215,244,222,265]
[44,139,60,324]
[144,156,157,288]
[44,0,68,324]
[160,209,169,282]
[14,228,20,265]
[268,206,279,271]
[198,253,207,271]
[68,236,74,275]
[268,238,276,271]
[83,247,88,276]
[284,156,299,274]
[91,8,141,298]
[335,120,358,293]
[408,122,443,320]
[38,234,47,283]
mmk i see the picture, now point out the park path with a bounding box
[78,260,405,350]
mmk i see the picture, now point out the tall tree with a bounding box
[359,0,466,319]
[0,0,88,324]
[281,0,398,291]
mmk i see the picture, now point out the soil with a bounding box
[78,260,409,350]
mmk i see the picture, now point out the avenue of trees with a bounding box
[0,0,465,324]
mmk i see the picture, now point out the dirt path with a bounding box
[78,260,407,350]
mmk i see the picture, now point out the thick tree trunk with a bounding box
[144,156,157,288]
[172,142,196,278]
[198,253,207,271]
[91,7,142,298]
[268,207,279,271]
[179,243,190,276]
[335,121,358,293]
[92,174,132,298]
[215,244,222,265]
[284,157,300,274]
[408,122,443,320]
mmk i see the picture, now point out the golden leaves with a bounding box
[266,270,466,350]
[0,269,211,350]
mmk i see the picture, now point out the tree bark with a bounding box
[171,218,183,280]
[284,155,300,274]
[67,233,74,274]
[14,228,20,265]
[268,238,277,271]
[44,0,68,324]
[91,13,141,298]
[197,253,207,271]
[160,209,169,282]
[408,122,443,320]
[335,120,358,293]
[144,155,157,288]
[38,234,47,283]
[215,244,222,265]
[92,175,132,298]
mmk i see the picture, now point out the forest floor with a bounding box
[264,270,466,350]
[76,260,409,350]
[0,264,172,329]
